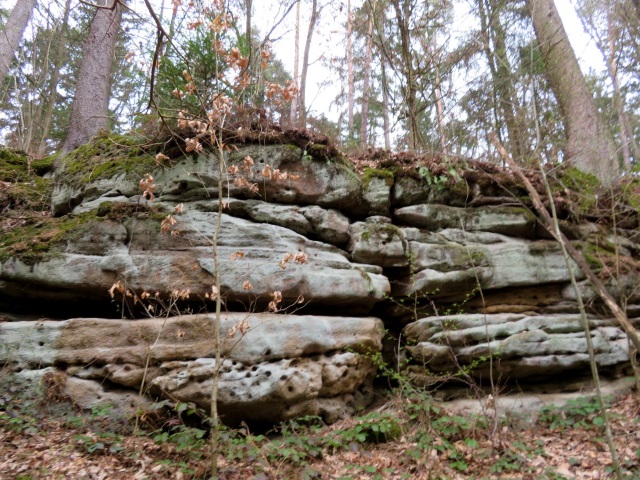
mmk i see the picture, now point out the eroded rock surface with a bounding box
[2,141,640,424]
[404,313,632,380]
[0,313,384,423]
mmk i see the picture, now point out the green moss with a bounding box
[0,210,100,264]
[0,148,31,182]
[30,156,55,176]
[362,168,394,187]
[575,240,616,272]
[2,176,53,211]
[559,167,600,193]
[56,133,158,187]
[556,167,601,215]
[0,147,54,212]
[0,202,163,264]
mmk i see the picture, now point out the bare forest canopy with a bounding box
[0,0,638,184]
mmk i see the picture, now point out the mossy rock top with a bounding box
[55,133,159,187]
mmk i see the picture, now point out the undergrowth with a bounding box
[2,365,638,479]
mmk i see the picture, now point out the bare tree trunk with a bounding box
[428,34,448,156]
[246,0,252,47]
[391,0,424,151]
[478,0,528,160]
[0,0,36,80]
[62,0,123,152]
[346,0,354,138]
[298,0,318,128]
[381,57,391,150]
[360,0,375,147]
[37,0,71,154]
[607,11,631,172]
[289,0,300,127]
[528,0,618,184]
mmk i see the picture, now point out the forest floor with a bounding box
[1,379,639,480]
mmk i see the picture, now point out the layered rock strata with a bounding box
[1,141,639,422]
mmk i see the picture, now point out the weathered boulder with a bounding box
[53,145,364,217]
[223,198,350,246]
[0,313,384,423]
[394,204,536,238]
[403,313,631,380]
[393,229,584,299]
[0,210,389,313]
[348,217,409,267]
[361,175,392,216]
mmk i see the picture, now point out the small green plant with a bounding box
[431,414,474,441]
[333,412,403,445]
[539,396,610,431]
[153,424,207,454]
[0,410,39,434]
[74,431,124,455]
[489,449,526,474]
[262,416,325,470]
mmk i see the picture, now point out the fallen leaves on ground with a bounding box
[1,392,639,479]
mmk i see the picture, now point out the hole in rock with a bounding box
[264,349,272,356]
[38,341,45,347]
[287,386,294,392]
[280,375,288,381]
[265,371,272,377]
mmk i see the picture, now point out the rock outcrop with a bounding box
[1,137,639,423]
[0,313,383,423]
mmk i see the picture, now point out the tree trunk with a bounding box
[0,0,36,80]
[62,0,123,152]
[527,0,618,184]
[289,0,300,127]
[37,0,71,155]
[381,57,391,150]
[298,0,318,128]
[479,0,528,160]
[346,0,354,138]
[391,0,424,151]
[360,0,375,147]
[428,35,448,156]
[607,10,631,172]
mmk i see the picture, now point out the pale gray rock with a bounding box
[152,351,375,423]
[0,313,383,424]
[444,377,635,421]
[391,176,431,208]
[223,198,350,246]
[348,220,409,267]
[562,274,640,304]
[393,229,583,299]
[52,144,362,216]
[394,204,536,238]
[64,377,152,419]
[361,176,392,216]
[0,211,389,313]
[404,313,630,379]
